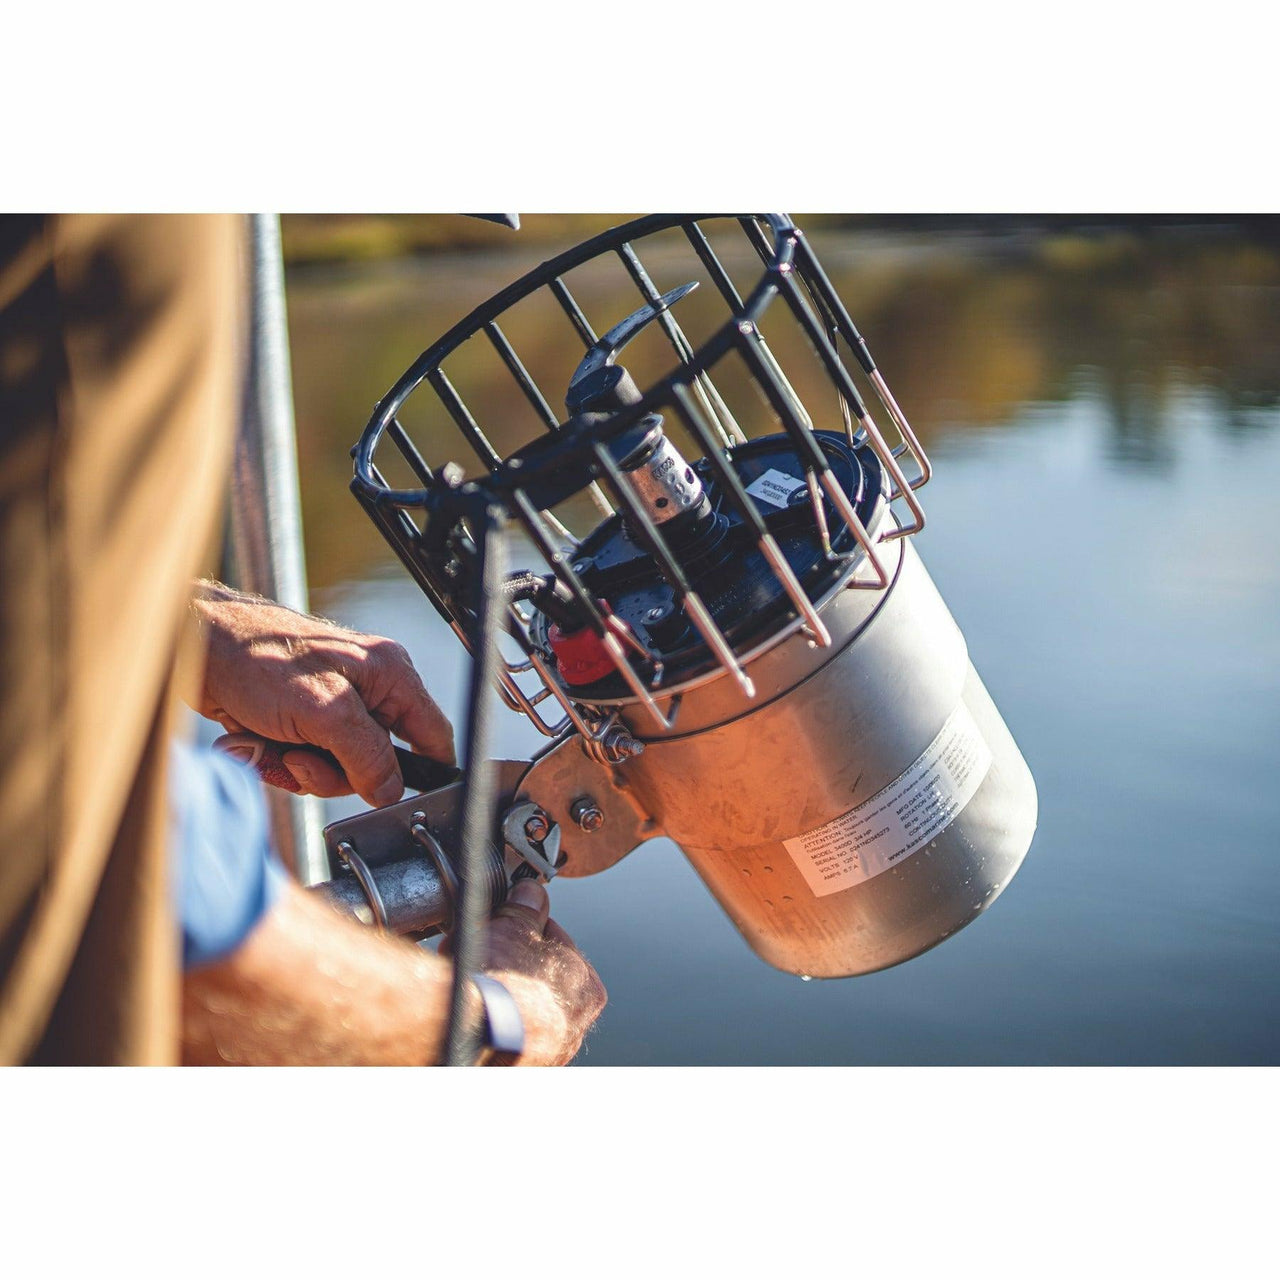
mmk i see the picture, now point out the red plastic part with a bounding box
[548,601,631,686]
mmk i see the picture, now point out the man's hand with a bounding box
[192,581,454,808]
[443,879,608,1065]
[182,879,607,1066]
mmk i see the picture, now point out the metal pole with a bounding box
[229,213,330,886]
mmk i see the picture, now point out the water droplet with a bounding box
[741,868,752,877]
[800,974,813,982]
[763,865,773,873]
[782,894,793,902]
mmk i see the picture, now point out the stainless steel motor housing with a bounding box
[565,527,1038,978]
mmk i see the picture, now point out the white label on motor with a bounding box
[783,704,993,898]
[744,468,806,509]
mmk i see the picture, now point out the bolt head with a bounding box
[571,798,606,833]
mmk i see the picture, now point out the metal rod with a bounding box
[520,290,615,516]
[683,594,756,699]
[367,460,427,552]
[365,457,565,735]
[589,440,755,699]
[428,367,503,471]
[669,384,830,646]
[738,216,776,268]
[790,234,932,488]
[536,505,578,545]
[485,320,560,431]
[508,489,672,731]
[474,322,606,527]
[388,417,434,487]
[791,233,876,373]
[735,325,888,588]
[775,272,926,536]
[231,213,328,886]
[684,221,744,310]
[617,242,746,446]
[686,221,804,440]
[550,276,598,347]
[869,368,932,488]
[509,492,610,637]
[525,648,604,740]
[791,253,857,443]
[599,629,674,730]
[805,467,835,558]
[444,504,508,1066]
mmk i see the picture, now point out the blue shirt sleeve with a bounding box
[170,737,289,970]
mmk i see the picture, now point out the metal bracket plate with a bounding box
[516,736,663,878]
[318,741,662,887]
[320,760,529,869]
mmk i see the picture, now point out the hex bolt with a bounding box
[600,726,645,762]
[523,811,551,843]
[570,797,606,833]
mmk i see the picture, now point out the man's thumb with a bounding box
[492,877,551,934]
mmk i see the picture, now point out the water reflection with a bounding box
[286,222,1280,591]
[283,220,1280,1064]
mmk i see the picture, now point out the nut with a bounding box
[570,797,606,833]
[523,812,551,843]
[601,726,645,762]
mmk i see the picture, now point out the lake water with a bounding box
[284,219,1280,1064]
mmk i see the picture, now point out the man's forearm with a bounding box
[182,883,456,1065]
[183,879,605,1066]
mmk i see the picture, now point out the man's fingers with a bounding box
[438,879,549,960]
[314,687,404,808]
[281,750,353,798]
[363,642,457,765]
[490,878,551,936]
[384,683,456,766]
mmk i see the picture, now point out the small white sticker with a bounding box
[745,467,805,509]
[783,704,992,898]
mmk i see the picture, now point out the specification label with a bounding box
[745,468,806,509]
[783,704,992,898]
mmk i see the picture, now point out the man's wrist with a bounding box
[192,578,256,605]
[189,581,273,636]
[189,581,241,650]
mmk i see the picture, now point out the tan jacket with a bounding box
[0,214,244,1063]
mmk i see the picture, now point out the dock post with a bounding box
[229,213,330,886]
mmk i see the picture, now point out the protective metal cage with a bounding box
[351,214,932,743]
